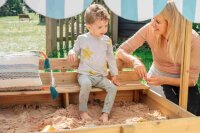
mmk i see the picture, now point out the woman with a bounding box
[116,1,200,115]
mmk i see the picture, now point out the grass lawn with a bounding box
[0,13,45,52]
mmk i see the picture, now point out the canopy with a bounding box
[0,0,200,23]
[173,0,200,23]
[104,0,167,21]
[24,0,93,19]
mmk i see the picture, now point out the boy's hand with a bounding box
[67,50,78,63]
[111,76,121,86]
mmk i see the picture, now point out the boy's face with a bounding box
[86,20,108,37]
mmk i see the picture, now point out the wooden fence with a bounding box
[46,0,118,56]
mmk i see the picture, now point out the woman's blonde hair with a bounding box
[156,1,191,64]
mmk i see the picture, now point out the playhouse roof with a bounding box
[0,0,200,22]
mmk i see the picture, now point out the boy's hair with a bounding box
[84,4,110,24]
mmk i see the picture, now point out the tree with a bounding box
[0,0,23,16]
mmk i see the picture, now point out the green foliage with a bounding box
[0,0,23,16]
[193,23,200,34]
[132,44,153,71]
[140,79,147,86]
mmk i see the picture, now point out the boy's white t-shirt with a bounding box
[72,32,118,76]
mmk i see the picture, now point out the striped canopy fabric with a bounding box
[0,51,42,91]
[0,0,200,22]
[173,0,200,23]
[104,0,167,21]
[0,0,6,7]
[24,0,93,19]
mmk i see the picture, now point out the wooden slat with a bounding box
[40,71,140,84]
[63,93,69,107]
[46,17,57,56]
[0,87,68,96]
[0,81,148,96]
[71,17,75,45]
[61,125,121,133]
[40,72,78,85]
[122,117,200,133]
[141,90,194,118]
[65,19,69,52]
[0,94,61,106]
[58,117,200,133]
[133,91,140,102]
[39,58,133,70]
[76,15,80,36]
[59,19,64,50]
[81,12,85,33]
[39,58,79,70]
[111,13,118,43]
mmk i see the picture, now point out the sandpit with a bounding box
[0,101,167,133]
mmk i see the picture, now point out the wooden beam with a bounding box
[65,19,69,52]
[46,17,57,56]
[61,125,121,133]
[122,117,200,133]
[179,22,192,109]
[142,90,194,118]
[59,19,64,50]
[71,17,75,45]
[63,93,69,107]
[111,13,118,44]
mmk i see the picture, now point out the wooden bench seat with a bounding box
[0,58,149,107]
[0,81,148,96]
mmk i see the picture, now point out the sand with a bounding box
[0,101,167,133]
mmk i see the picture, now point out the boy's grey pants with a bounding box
[78,74,117,114]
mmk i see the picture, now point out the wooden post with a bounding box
[63,93,69,108]
[46,17,57,56]
[76,15,80,36]
[81,12,85,34]
[71,17,75,46]
[179,22,192,109]
[111,13,118,44]
[59,19,64,50]
[65,19,69,52]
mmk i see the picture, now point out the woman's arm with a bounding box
[116,48,147,79]
[116,23,151,79]
[116,48,142,66]
[147,75,196,87]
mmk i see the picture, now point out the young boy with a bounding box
[67,4,119,122]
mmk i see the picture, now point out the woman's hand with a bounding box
[147,75,166,86]
[134,63,147,79]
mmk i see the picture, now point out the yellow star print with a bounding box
[106,39,112,46]
[104,63,108,72]
[82,48,93,60]
[89,70,97,76]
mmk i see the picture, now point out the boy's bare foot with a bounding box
[80,112,92,121]
[99,113,109,123]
